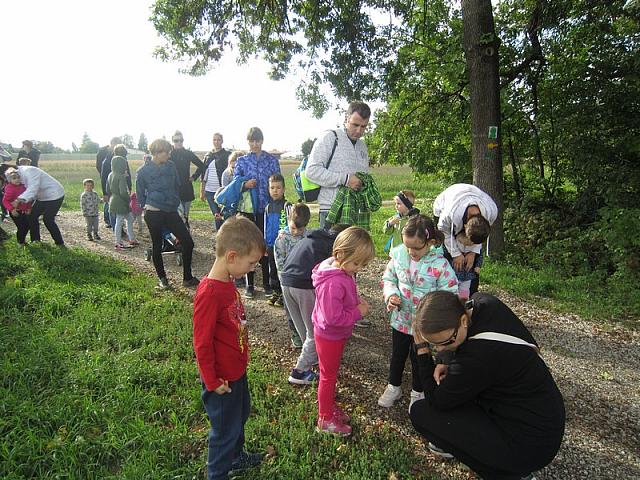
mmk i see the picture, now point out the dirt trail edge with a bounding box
[25,213,640,479]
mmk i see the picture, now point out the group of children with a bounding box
[80,145,143,248]
[192,180,491,478]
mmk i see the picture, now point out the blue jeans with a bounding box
[204,190,223,230]
[202,374,251,480]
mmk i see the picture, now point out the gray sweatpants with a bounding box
[282,285,317,371]
[85,215,99,236]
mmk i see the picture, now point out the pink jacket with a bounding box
[2,183,32,213]
[311,257,362,341]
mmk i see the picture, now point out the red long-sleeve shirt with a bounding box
[193,278,249,391]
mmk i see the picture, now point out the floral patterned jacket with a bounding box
[382,244,459,335]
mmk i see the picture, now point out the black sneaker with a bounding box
[263,286,273,297]
[182,277,200,288]
[94,234,101,240]
[244,286,255,299]
[229,451,263,477]
[87,234,94,241]
[157,277,171,290]
[273,294,284,307]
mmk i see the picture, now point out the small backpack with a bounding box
[293,130,338,202]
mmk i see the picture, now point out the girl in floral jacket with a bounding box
[378,214,458,410]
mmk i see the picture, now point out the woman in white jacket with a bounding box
[0,164,65,245]
[432,184,497,295]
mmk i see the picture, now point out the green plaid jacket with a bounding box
[326,172,382,229]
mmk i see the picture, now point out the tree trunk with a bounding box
[462,0,504,256]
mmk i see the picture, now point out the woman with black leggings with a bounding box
[410,291,565,480]
[136,139,199,290]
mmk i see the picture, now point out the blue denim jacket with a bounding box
[233,151,280,213]
[135,160,181,212]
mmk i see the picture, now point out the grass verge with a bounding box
[0,241,432,479]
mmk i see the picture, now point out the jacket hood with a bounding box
[306,227,334,241]
[111,156,127,175]
[311,257,345,288]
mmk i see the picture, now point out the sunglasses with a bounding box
[173,138,184,143]
[426,321,461,347]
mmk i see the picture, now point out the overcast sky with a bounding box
[1,0,351,154]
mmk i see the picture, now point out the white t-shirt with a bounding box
[17,166,65,202]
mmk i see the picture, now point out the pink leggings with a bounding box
[315,334,348,420]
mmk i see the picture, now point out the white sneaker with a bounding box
[408,389,425,413]
[378,384,402,407]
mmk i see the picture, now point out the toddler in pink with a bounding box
[311,226,376,436]
[2,169,33,244]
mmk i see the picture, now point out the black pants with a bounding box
[239,212,269,289]
[144,210,194,281]
[388,328,422,392]
[10,212,32,244]
[29,197,64,245]
[410,400,562,479]
[266,247,281,293]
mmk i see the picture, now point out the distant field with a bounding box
[41,159,444,256]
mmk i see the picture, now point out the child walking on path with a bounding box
[108,155,138,250]
[274,203,311,349]
[80,179,101,241]
[193,216,266,480]
[2,168,33,244]
[378,215,458,410]
[383,190,419,253]
[312,227,376,436]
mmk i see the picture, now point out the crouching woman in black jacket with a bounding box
[410,291,565,480]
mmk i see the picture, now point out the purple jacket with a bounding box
[233,151,280,213]
[312,257,362,341]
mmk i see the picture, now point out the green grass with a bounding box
[0,241,432,479]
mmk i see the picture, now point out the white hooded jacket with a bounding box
[432,183,498,257]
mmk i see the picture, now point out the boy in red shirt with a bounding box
[193,216,266,480]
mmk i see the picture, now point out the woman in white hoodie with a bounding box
[432,184,498,296]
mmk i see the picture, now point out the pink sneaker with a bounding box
[128,240,140,247]
[316,416,351,436]
[333,405,350,424]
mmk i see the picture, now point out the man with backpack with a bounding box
[305,101,371,228]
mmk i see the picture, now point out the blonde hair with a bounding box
[149,139,172,156]
[226,150,243,172]
[216,216,266,256]
[332,226,376,267]
[399,190,416,204]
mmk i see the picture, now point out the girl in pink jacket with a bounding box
[2,168,33,244]
[311,226,376,436]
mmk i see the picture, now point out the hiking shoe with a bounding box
[355,318,371,328]
[291,333,303,349]
[87,234,94,241]
[94,234,101,240]
[244,286,255,299]
[316,416,351,437]
[428,442,454,459]
[267,294,277,306]
[409,389,425,413]
[157,277,171,290]
[263,285,273,297]
[333,405,350,424]
[182,277,200,288]
[229,451,263,475]
[288,369,319,385]
[273,293,284,307]
[378,384,402,408]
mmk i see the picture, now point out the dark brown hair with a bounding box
[290,203,311,229]
[466,215,491,244]
[414,291,466,335]
[346,101,371,119]
[269,173,285,186]
[247,127,264,142]
[402,214,444,246]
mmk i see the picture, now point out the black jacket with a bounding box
[280,228,337,289]
[17,148,40,167]
[417,293,565,445]
[203,148,230,184]
[170,148,205,202]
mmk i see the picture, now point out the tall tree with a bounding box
[79,132,99,154]
[138,133,148,152]
[462,0,504,254]
[301,138,315,157]
[121,134,135,149]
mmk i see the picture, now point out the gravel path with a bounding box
[12,213,639,479]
